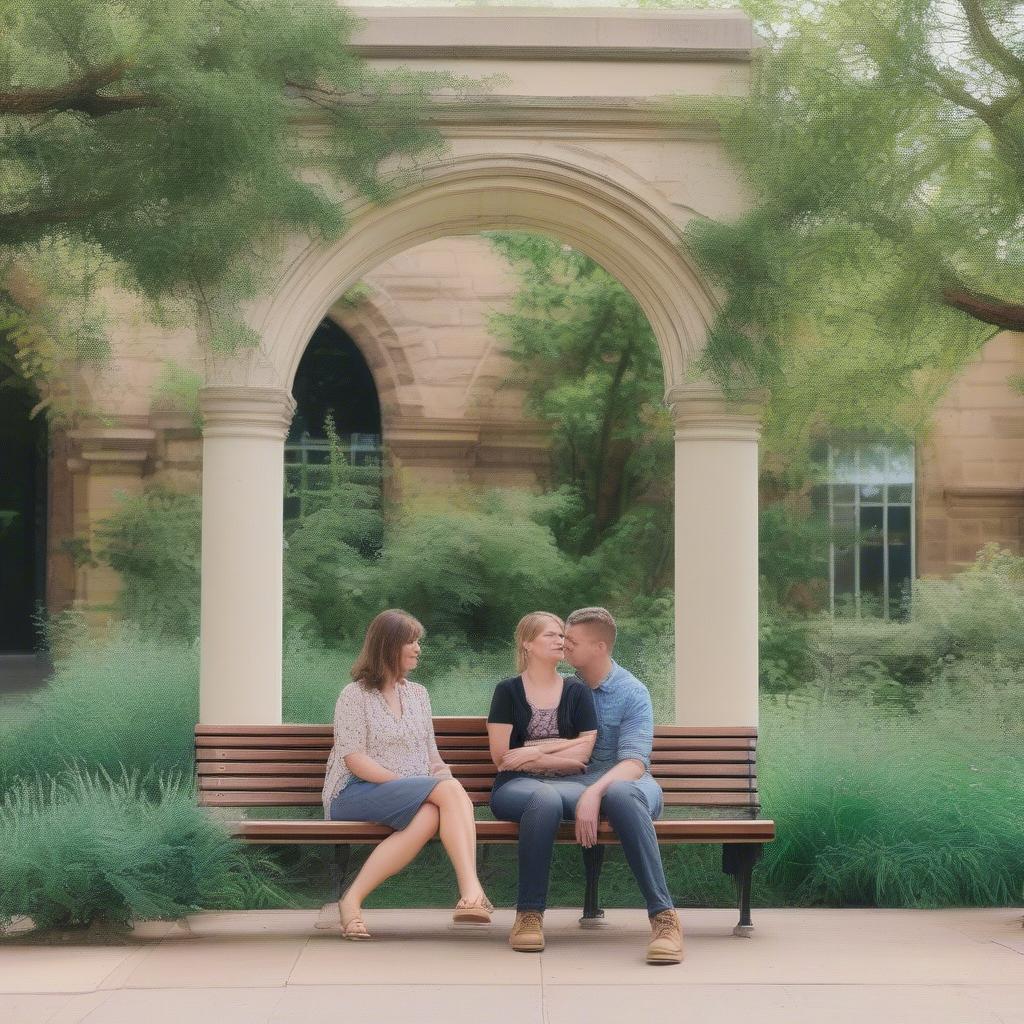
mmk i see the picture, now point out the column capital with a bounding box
[666,382,764,441]
[199,386,296,442]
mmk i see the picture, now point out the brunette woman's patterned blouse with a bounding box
[321,679,442,816]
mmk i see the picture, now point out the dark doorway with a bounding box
[0,341,48,652]
[289,319,381,444]
[286,320,382,523]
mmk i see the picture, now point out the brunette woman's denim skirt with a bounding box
[328,775,441,830]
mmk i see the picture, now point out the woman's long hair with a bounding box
[514,611,565,674]
[351,609,424,691]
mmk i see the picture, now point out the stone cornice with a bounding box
[66,425,156,474]
[943,485,1024,511]
[388,416,550,467]
[417,96,718,139]
[350,8,760,63]
[294,95,722,140]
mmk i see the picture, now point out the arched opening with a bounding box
[0,339,48,654]
[199,155,761,729]
[285,319,382,524]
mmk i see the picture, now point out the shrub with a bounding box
[758,503,830,608]
[759,602,815,693]
[912,544,1024,664]
[378,489,577,645]
[758,692,1024,907]
[0,630,199,791]
[0,768,288,931]
[95,488,201,641]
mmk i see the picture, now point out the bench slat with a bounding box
[196,735,756,754]
[199,790,756,808]
[198,748,332,762]
[197,735,333,749]
[197,774,757,795]
[197,762,331,776]
[194,747,756,766]
[196,722,760,739]
[229,818,776,844]
[195,761,756,779]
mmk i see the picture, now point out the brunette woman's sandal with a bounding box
[339,908,371,941]
[453,895,494,924]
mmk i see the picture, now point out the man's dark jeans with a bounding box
[489,772,673,915]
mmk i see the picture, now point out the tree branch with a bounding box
[0,201,109,242]
[942,281,1024,331]
[957,0,1024,87]
[0,64,158,117]
[913,57,1024,160]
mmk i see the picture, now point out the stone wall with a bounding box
[55,236,550,619]
[917,330,1024,574]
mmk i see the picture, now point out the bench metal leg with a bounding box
[722,843,762,937]
[579,844,607,928]
[329,844,352,902]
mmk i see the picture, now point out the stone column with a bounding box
[199,386,295,724]
[669,383,762,727]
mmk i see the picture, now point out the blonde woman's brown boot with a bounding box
[509,910,544,952]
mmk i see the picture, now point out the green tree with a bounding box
[0,0,459,418]
[679,0,1024,473]
[487,232,672,571]
[283,415,383,643]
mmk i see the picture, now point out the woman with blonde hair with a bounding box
[323,608,492,940]
[486,611,598,952]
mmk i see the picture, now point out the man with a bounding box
[561,606,683,965]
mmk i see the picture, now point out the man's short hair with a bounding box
[566,607,617,649]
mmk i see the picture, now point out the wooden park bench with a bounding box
[195,718,775,934]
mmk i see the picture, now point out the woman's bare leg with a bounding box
[426,779,486,902]
[339,803,440,922]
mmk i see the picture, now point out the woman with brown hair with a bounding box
[322,608,492,940]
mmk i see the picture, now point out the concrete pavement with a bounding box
[1,908,1022,1023]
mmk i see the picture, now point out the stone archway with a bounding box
[197,8,762,730]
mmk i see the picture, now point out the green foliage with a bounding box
[758,503,830,607]
[759,604,815,693]
[0,768,288,931]
[283,416,383,643]
[676,0,1014,471]
[809,544,1024,699]
[759,692,1024,907]
[95,487,202,640]
[378,488,578,646]
[487,232,671,559]
[0,630,198,789]
[912,543,1024,662]
[2,613,1022,914]
[0,0,462,414]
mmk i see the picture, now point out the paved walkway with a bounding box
[1,908,1022,1023]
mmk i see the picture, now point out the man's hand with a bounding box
[499,746,541,771]
[574,786,602,848]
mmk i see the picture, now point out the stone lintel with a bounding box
[350,8,760,63]
[67,425,157,475]
[943,485,1024,513]
[388,417,550,468]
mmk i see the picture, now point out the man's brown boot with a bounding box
[509,910,545,952]
[646,909,683,964]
